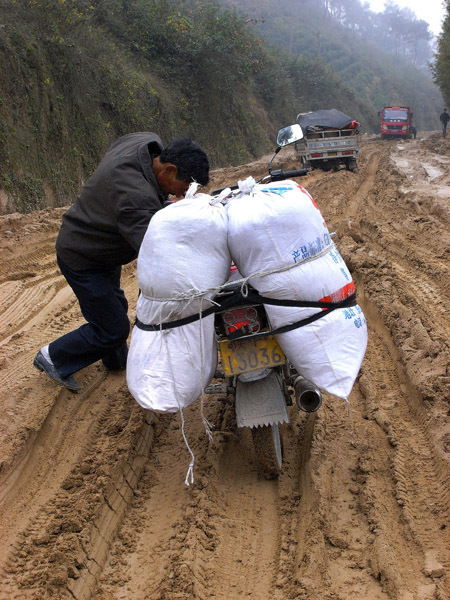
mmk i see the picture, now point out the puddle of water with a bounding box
[408,183,450,198]
[432,155,449,165]
[422,164,443,180]
[433,186,450,198]
[391,156,410,170]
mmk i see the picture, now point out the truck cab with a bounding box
[379,106,414,139]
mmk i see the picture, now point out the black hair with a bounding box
[160,138,210,186]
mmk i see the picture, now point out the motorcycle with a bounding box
[205,124,323,479]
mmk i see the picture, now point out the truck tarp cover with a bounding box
[296,109,353,130]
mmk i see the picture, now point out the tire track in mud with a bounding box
[0,385,157,600]
[92,402,289,600]
[0,265,138,474]
[287,396,394,600]
[92,402,325,600]
[357,143,450,287]
[349,222,448,346]
[0,282,76,381]
[93,406,216,600]
[365,224,449,294]
[0,272,68,343]
[357,295,450,600]
[91,386,400,600]
[0,284,84,476]
[0,242,148,600]
[283,138,449,599]
[0,368,107,565]
[346,147,380,221]
[0,244,57,274]
[386,260,447,341]
[0,255,142,598]
[180,426,281,600]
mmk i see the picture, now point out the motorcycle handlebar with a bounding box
[210,168,309,197]
[266,168,309,181]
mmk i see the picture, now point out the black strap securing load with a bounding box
[228,292,356,341]
[134,287,357,337]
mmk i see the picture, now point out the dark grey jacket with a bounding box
[56,132,166,270]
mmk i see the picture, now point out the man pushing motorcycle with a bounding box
[34,132,210,391]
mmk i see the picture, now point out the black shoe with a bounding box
[33,350,81,392]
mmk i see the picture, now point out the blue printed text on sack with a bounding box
[292,232,332,263]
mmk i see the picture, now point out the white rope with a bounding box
[180,407,195,487]
[198,296,214,442]
[211,187,232,205]
[153,291,215,486]
[161,322,196,486]
[344,397,352,422]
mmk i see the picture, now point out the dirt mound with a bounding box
[0,134,448,600]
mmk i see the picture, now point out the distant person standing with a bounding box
[439,108,449,137]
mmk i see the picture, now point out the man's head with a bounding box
[153,138,209,198]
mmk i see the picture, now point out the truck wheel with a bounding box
[346,158,357,171]
[300,157,310,168]
[251,424,283,479]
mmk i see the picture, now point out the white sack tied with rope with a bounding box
[226,178,367,400]
[127,187,231,413]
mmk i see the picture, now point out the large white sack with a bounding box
[127,191,231,412]
[226,179,367,400]
[136,193,231,324]
[127,318,217,413]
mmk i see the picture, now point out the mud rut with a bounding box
[0,134,448,600]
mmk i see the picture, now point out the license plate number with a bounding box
[219,335,285,376]
[328,151,337,156]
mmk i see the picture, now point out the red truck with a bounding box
[378,106,415,139]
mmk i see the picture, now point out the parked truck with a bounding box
[378,106,414,139]
[294,109,360,171]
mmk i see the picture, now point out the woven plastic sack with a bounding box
[127,189,231,412]
[226,179,367,400]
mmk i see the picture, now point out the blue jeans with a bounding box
[49,256,130,377]
[443,122,448,137]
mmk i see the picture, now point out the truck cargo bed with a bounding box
[295,127,359,171]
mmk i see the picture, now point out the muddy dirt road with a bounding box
[0,133,449,600]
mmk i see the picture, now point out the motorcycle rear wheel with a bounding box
[251,424,283,479]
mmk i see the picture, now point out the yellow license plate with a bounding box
[328,151,337,156]
[219,335,285,376]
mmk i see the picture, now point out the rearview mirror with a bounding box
[276,124,303,147]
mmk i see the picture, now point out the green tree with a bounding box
[432,0,450,106]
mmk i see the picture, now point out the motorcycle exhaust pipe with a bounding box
[294,376,322,413]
